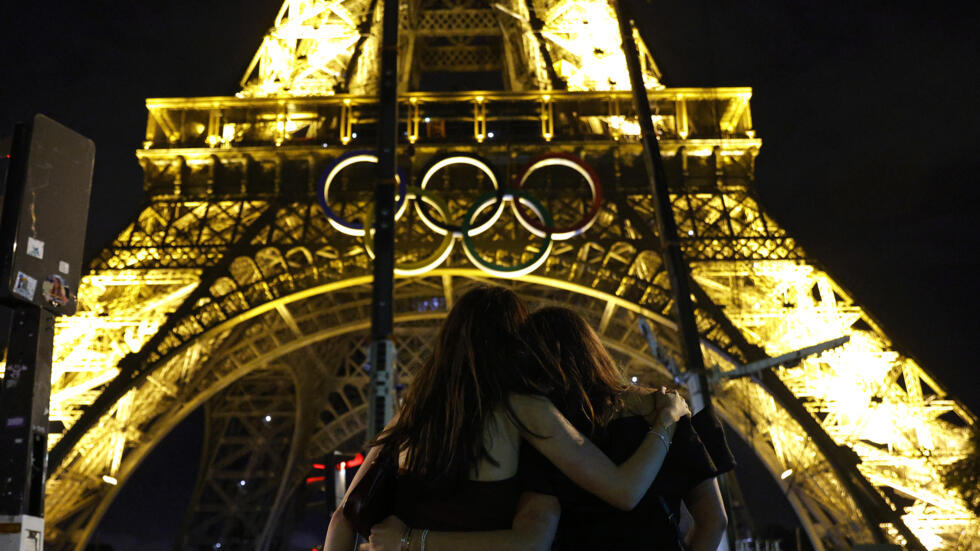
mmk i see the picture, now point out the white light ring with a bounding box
[415,155,504,237]
[319,153,409,237]
[513,154,603,241]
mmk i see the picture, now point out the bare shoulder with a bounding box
[507,392,555,417]
[506,393,561,435]
[488,403,521,441]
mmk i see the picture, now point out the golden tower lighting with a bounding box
[33,0,978,549]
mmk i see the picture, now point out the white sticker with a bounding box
[59,261,70,274]
[26,237,44,259]
[13,271,37,301]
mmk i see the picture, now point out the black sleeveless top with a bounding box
[392,433,574,531]
[393,471,524,531]
[523,406,736,550]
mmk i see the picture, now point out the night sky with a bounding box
[2,1,978,549]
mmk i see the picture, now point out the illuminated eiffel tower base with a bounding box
[30,0,977,549]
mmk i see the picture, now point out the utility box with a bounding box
[0,115,93,541]
[0,114,95,315]
[0,514,44,551]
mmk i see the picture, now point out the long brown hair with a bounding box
[374,285,541,484]
[521,306,629,437]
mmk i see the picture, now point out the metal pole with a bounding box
[367,0,400,442]
[612,0,712,410]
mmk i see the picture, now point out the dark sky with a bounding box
[2,1,979,548]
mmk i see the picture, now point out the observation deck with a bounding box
[138,88,760,198]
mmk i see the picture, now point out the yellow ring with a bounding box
[363,186,455,276]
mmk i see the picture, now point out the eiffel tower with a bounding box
[36,0,977,549]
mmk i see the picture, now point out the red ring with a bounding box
[512,153,603,240]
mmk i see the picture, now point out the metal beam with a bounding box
[614,152,925,548]
[48,204,280,474]
[688,280,928,551]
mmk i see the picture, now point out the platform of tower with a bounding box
[31,0,977,549]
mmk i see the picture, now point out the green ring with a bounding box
[461,190,554,276]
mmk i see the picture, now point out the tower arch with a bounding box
[50,273,867,550]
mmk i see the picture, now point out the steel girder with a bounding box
[236,0,661,97]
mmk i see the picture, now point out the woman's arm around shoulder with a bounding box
[362,492,560,551]
[508,392,689,511]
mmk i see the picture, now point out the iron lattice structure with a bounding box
[27,0,977,549]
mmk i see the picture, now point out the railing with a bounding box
[143,88,756,151]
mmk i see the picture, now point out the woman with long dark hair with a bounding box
[518,306,731,551]
[324,286,689,551]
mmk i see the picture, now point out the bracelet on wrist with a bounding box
[656,415,677,431]
[649,427,670,448]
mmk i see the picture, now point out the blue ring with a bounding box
[316,150,408,234]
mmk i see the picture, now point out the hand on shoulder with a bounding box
[619,385,657,417]
[621,386,690,427]
[651,389,690,427]
[362,515,407,551]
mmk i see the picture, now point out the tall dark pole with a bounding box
[613,0,712,409]
[367,0,399,442]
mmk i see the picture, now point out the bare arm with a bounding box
[509,393,688,511]
[683,478,727,551]
[325,508,357,551]
[324,445,383,551]
[426,492,559,551]
[363,492,560,551]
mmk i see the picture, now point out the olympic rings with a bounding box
[415,154,504,237]
[317,150,409,237]
[316,151,601,278]
[363,186,456,276]
[461,190,553,278]
[512,153,603,240]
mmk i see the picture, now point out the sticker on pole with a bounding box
[26,237,45,259]
[13,272,37,301]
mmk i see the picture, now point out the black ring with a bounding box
[414,153,505,236]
